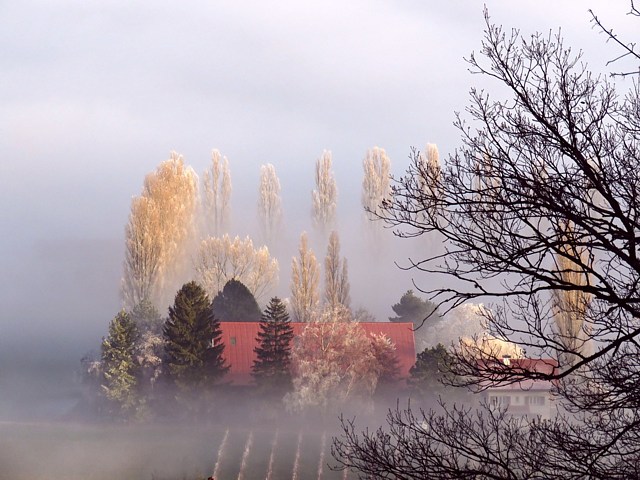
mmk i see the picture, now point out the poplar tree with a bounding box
[290,232,320,322]
[202,149,232,237]
[312,150,337,234]
[324,230,350,309]
[122,152,199,310]
[257,163,283,246]
[252,297,294,394]
[361,147,391,229]
[101,310,140,419]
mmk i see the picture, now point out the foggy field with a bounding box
[0,421,346,480]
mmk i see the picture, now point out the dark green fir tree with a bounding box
[252,297,294,394]
[212,278,261,322]
[101,310,140,419]
[163,281,228,394]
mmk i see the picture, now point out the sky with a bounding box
[0,0,636,369]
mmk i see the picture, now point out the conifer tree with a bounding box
[252,297,294,394]
[163,282,228,394]
[101,310,140,419]
[211,278,262,322]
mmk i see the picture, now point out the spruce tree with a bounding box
[163,281,228,394]
[101,310,140,419]
[252,297,294,394]
[212,278,261,322]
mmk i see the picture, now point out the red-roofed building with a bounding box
[485,358,558,419]
[218,321,416,386]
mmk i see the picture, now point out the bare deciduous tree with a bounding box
[195,234,278,303]
[290,232,320,323]
[311,150,337,233]
[333,8,640,479]
[257,163,283,245]
[122,152,198,309]
[202,149,231,237]
[590,2,640,77]
[324,230,350,309]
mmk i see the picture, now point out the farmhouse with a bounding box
[485,358,558,419]
[218,321,417,385]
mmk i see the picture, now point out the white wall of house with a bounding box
[486,389,553,419]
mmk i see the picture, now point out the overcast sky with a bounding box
[0,0,635,358]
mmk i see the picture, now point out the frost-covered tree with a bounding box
[369,332,401,388]
[421,302,487,352]
[285,306,394,413]
[252,297,294,395]
[163,282,228,396]
[121,197,162,310]
[101,310,140,419]
[324,230,350,309]
[195,234,278,303]
[211,278,262,322]
[257,163,283,245]
[290,232,320,323]
[361,146,391,227]
[311,150,337,233]
[420,143,440,170]
[128,300,164,402]
[122,152,199,310]
[201,149,232,237]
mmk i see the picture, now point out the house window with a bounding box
[230,336,236,346]
[526,395,546,406]
[489,395,511,407]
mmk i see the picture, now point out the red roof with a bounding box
[485,358,559,392]
[219,321,416,385]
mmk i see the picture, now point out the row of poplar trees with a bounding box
[98,281,293,421]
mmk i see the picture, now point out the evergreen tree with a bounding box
[389,290,438,325]
[408,344,451,396]
[163,281,228,394]
[130,298,163,333]
[390,290,441,348]
[101,310,140,419]
[252,297,294,394]
[211,278,261,322]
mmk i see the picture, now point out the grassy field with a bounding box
[0,421,349,480]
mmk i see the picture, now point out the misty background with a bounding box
[0,0,634,420]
